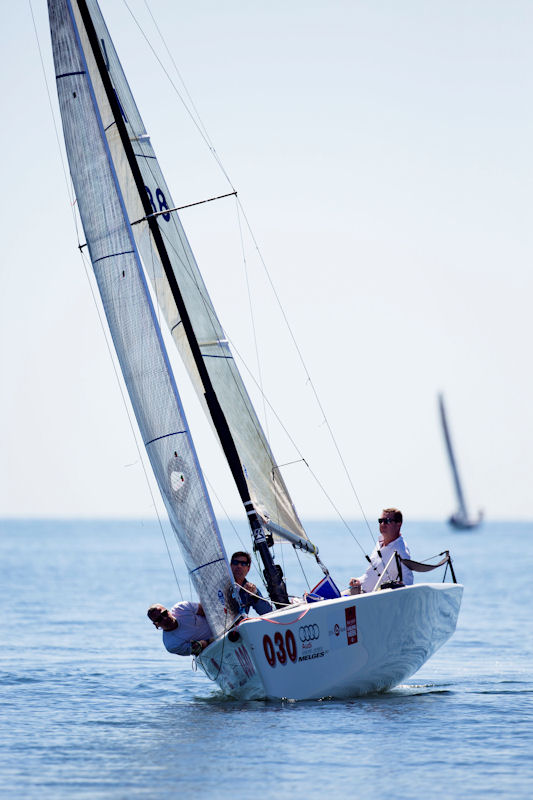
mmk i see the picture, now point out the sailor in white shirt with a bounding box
[147,601,212,656]
[347,508,413,593]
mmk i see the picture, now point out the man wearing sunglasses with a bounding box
[147,601,212,656]
[230,551,272,615]
[347,508,413,594]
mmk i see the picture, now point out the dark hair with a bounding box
[231,551,251,566]
[382,508,403,524]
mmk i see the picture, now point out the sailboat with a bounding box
[438,393,483,530]
[47,0,462,700]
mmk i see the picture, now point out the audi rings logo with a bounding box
[299,624,320,642]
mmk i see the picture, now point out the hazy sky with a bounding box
[2,0,532,523]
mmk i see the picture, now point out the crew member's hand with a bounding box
[191,639,209,656]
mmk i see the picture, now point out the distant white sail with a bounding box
[438,393,482,530]
[438,394,468,520]
[81,0,308,548]
[49,0,240,634]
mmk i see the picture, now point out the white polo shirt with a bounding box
[358,534,414,592]
[162,601,212,656]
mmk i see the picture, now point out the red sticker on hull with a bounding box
[345,606,357,645]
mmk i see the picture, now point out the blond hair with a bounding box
[382,507,402,524]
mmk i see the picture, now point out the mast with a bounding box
[438,394,468,520]
[74,0,289,605]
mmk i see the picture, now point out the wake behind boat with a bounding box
[47,0,462,700]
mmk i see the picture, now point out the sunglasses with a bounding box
[231,559,250,567]
[378,517,397,525]
[151,609,170,624]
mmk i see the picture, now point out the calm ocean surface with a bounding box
[0,518,531,799]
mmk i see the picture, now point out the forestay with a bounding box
[49,0,240,635]
[78,0,309,548]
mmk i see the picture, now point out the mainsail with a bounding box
[48,0,240,635]
[73,0,309,550]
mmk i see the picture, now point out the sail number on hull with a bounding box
[262,631,297,667]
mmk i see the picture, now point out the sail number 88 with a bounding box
[263,631,297,667]
[145,185,170,221]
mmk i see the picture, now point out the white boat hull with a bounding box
[196,583,463,700]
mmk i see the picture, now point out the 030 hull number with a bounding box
[263,631,297,667]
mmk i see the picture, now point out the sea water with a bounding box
[0,519,531,799]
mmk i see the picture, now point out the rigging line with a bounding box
[274,459,307,470]
[201,473,246,551]
[236,197,375,549]
[235,199,270,443]
[238,586,272,605]
[279,542,286,591]
[227,336,368,557]
[77,249,184,598]
[294,547,313,592]
[249,548,270,597]
[234,194,291,542]
[141,0,216,154]
[260,606,310,621]
[121,0,234,190]
[130,191,238,226]
[201,471,270,598]
[234,198,289,550]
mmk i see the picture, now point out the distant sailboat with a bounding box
[438,393,483,530]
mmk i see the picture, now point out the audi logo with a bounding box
[299,624,320,642]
